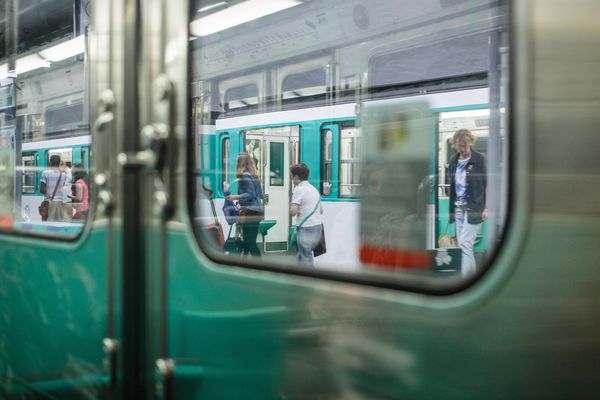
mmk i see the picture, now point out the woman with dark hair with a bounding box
[290,163,324,264]
[226,152,264,257]
[40,154,71,221]
[67,163,89,220]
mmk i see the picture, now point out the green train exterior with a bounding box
[2,1,600,400]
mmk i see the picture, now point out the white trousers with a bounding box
[454,205,480,277]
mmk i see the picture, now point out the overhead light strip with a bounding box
[198,1,227,14]
[190,0,302,37]
[0,35,85,80]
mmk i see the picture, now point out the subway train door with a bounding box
[263,135,290,251]
[244,127,299,252]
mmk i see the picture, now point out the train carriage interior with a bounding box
[1,0,600,399]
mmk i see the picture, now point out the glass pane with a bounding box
[269,142,284,186]
[21,153,36,194]
[340,162,360,197]
[190,0,509,285]
[0,3,101,399]
[244,137,263,182]
[222,137,230,186]
[225,83,259,112]
[321,129,332,195]
[282,68,327,106]
[0,0,92,236]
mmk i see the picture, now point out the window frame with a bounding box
[21,151,38,194]
[337,127,361,199]
[187,2,518,296]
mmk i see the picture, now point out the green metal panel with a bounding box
[0,227,114,398]
[298,122,320,190]
[163,214,600,399]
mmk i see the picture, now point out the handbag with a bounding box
[313,225,327,257]
[39,172,63,221]
[438,222,458,248]
[38,201,49,221]
[289,201,321,248]
[239,208,264,225]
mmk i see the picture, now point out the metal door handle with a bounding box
[155,358,175,400]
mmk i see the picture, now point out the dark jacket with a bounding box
[448,149,487,224]
[238,172,264,213]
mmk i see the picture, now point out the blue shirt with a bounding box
[238,172,264,212]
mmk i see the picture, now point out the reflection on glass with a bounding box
[0,1,91,235]
[245,138,262,181]
[222,137,230,187]
[321,129,332,195]
[191,0,508,281]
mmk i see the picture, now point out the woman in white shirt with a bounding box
[290,163,324,264]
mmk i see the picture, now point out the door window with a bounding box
[21,153,37,194]
[269,142,285,186]
[321,129,333,195]
[0,0,92,236]
[189,0,509,289]
[339,128,361,198]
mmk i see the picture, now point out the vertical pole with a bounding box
[6,0,20,226]
[486,23,504,254]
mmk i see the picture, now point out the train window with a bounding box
[244,136,264,182]
[321,129,333,196]
[44,101,85,138]
[224,83,259,113]
[0,0,92,236]
[221,137,230,188]
[281,68,327,107]
[339,128,361,198]
[21,153,37,194]
[369,33,490,98]
[269,142,285,186]
[190,0,509,289]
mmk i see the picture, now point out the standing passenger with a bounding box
[226,152,264,257]
[40,155,71,222]
[448,129,488,277]
[67,163,89,220]
[60,159,74,217]
[290,163,323,265]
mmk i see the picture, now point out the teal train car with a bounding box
[20,136,91,224]
[2,0,600,399]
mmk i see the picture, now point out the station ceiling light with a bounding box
[39,36,85,62]
[0,35,85,80]
[190,0,302,37]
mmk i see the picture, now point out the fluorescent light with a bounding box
[190,0,302,37]
[39,36,85,62]
[0,64,7,81]
[198,2,227,13]
[16,54,50,75]
[0,35,85,79]
[440,109,490,119]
